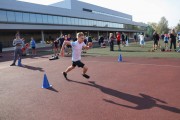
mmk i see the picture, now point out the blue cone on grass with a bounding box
[118,54,122,62]
[18,58,22,66]
[42,74,52,89]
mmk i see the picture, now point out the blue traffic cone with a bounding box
[118,54,122,62]
[42,74,52,89]
[18,58,22,66]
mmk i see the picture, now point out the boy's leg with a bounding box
[65,65,75,73]
[63,65,75,79]
[82,66,90,79]
[83,66,88,75]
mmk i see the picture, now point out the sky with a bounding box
[18,0,180,28]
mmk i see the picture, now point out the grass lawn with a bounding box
[38,40,180,58]
[86,41,180,58]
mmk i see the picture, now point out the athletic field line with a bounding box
[87,60,180,68]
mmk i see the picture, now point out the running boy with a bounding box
[61,32,92,79]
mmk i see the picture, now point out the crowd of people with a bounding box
[0,29,179,66]
[50,34,94,56]
[153,29,180,52]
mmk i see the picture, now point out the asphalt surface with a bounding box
[0,55,180,120]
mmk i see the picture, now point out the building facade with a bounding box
[0,0,147,47]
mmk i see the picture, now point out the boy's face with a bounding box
[78,36,84,43]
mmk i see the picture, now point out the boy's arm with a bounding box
[83,42,92,50]
[60,41,71,57]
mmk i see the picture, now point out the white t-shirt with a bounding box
[139,35,144,41]
[71,41,86,61]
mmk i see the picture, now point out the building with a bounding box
[0,0,147,47]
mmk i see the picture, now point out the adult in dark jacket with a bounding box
[169,29,177,51]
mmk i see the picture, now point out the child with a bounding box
[177,33,180,52]
[139,33,145,48]
[164,34,169,51]
[30,37,36,55]
[0,41,2,57]
[61,32,92,79]
[53,38,59,56]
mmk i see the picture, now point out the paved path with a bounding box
[0,56,180,120]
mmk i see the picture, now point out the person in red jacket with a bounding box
[116,32,121,51]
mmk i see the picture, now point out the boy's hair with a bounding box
[77,32,84,38]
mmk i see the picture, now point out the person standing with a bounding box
[10,34,23,66]
[125,34,129,46]
[116,32,121,51]
[109,33,115,51]
[164,34,169,51]
[134,34,137,44]
[153,32,159,50]
[53,38,59,56]
[30,37,36,55]
[121,33,125,46]
[59,34,64,50]
[61,32,92,79]
[0,41,2,57]
[139,33,145,48]
[169,29,177,51]
[177,33,180,52]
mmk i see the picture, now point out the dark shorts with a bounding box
[164,41,168,43]
[117,41,121,45]
[72,60,85,68]
[31,47,36,49]
[154,40,158,45]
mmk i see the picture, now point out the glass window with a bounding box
[42,15,48,23]
[58,16,63,24]
[7,11,15,22]
[71,18,75,25]
[84,19,89,26]
[79,19,82,26]
[30,13,36,23]
[89,20,93,26]
[97,21,102,27]
[0,10,7,22]
[105,22,108,27]
[93,20,97,26]
[23,13,29,22]
[81,19,86,26]
[86,19,90,26]
[109,23,113,28]
[15,12,23,22]
[63,17,67,24]
[53,16,58,24]
[36,14,42,23]
[48,15,53,24]
[119,24,123,28]
[67,17,71,25]
[114,23,117,28]
[74,18,79,25]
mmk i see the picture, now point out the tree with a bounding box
[157,17,169,34]
[145,25,154,37]
[175,20,180,33]
[148,22,158,31]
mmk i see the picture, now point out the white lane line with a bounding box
[86,60,180,68]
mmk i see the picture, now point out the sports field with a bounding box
[0,41,179,120]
